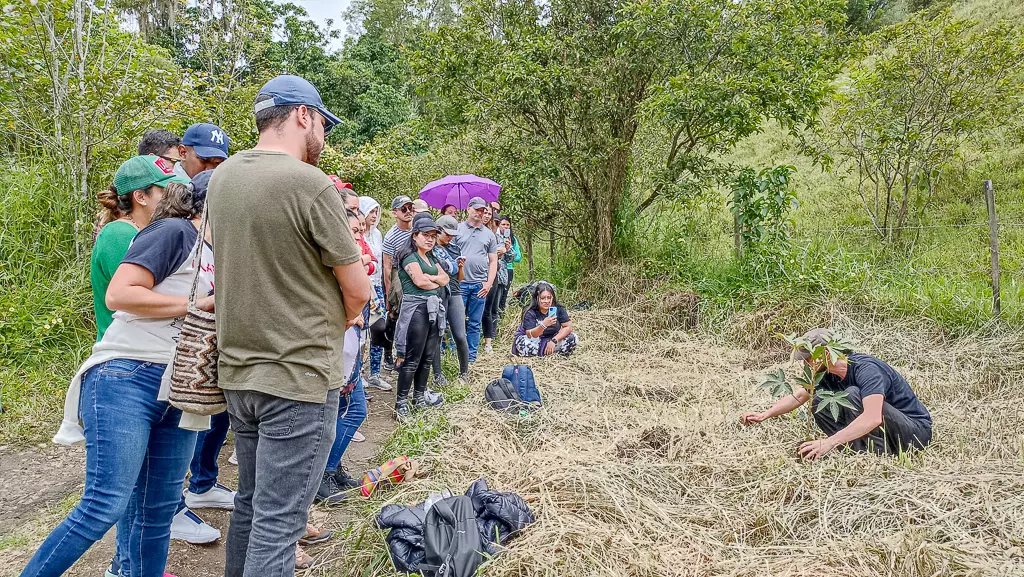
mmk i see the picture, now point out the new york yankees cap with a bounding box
[255,75,342,132]
[182,123,230,159]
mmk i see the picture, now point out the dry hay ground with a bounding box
[327,308,1024,577]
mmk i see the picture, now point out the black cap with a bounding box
[411,216,441,233]
[189,169,215,203]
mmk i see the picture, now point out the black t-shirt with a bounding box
[122,218,202,285]
[520,306,570,339]
[819,353,931,425]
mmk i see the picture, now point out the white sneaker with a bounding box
[485,342,493,354]
[170,507,221,544]
[184,483,236,510]
[365,374,393,391]
[352,430,366,443]
[228,449,238,465]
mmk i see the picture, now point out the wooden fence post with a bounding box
[984,180,1001,318]
[525,228,535,282]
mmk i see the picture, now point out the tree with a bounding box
[0,0,188,253]
[819,12,1024,242]
[414,0,846,263]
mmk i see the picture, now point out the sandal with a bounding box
[299,522,334,546]
[295,543,316,570]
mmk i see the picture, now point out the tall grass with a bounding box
[0,162,94,444]
[603,117,1024,337]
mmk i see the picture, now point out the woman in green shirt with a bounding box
[91,155,189,341]
[393,217,450,417]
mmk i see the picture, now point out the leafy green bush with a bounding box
[0,162,93,443]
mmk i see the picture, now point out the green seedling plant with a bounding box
[761,332,857,439]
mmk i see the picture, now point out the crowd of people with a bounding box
[20,72,932,577]
[21,74,578,577]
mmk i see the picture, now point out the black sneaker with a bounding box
[333,467,362,490]
[383,355,397,372]
[394,398,410,419]
[314,471,346,505]
[433,373,449,389]
[413,389,445,410]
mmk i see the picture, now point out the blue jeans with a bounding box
[325,377,367,472]
[326,322,368,472]
[461,282,486,362]
[21,360,196,577]
[189,410,230,493]
[114,404,230,573]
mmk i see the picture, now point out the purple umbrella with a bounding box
[418,174,501,210]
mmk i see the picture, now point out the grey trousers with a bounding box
[223,388,340,577]
[434,291,470,377]
[812,385,932,454]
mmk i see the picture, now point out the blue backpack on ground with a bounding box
[501,365,542,405]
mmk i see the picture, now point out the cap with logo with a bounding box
[391,195,414,210]
[467,196,487,209]
[255,75,342,132]
[435,215,460,236]
[113,155,190,196]
[182,123,230,160]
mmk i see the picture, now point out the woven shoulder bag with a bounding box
[168,203,225,415]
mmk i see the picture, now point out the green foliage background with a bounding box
[1,0,1023,444]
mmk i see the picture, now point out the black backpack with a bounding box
[484,378,524,412]
[422,495,485,577]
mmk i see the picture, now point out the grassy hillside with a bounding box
[624,0,1024,335]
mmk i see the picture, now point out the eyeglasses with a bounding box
[159,155,182,165]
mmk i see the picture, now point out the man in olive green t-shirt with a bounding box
[208,75,370,577]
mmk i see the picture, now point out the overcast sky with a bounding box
[292,0,353,50]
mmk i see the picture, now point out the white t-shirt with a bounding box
[111,218,215,355]
[54,218,214,445]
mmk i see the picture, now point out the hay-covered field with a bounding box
[332,308,1024,577]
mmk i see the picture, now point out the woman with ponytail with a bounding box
[91,155,188,341]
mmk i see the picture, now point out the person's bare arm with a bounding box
[552,320,573,342]
[478,253,498,297]
[404,261,441,290]
[431,264,450,287]
[741,388,810,424]
[382,252,393,295]
[107,263,214,318]
[799,394,884,460]
[333,261,372,328]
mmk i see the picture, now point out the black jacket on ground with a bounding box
[375,478,535,574]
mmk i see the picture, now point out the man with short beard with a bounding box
[208,75,371,577]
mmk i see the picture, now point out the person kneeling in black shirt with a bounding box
[742,328,932,460]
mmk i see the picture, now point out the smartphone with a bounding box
[547,306,557,318]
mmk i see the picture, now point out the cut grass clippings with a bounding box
[315,307,1024,577]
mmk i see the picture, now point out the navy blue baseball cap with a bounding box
[255,75,341,132]
[182,123,230,159]
[189,169,215,203]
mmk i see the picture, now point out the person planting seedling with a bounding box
[741,328,933,460]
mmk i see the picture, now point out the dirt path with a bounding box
[0,380,398,577]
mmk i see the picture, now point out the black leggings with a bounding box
[482,283,506,339]
[433,292,470,377]
[396,304,439,401]
[499,269,514,315]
